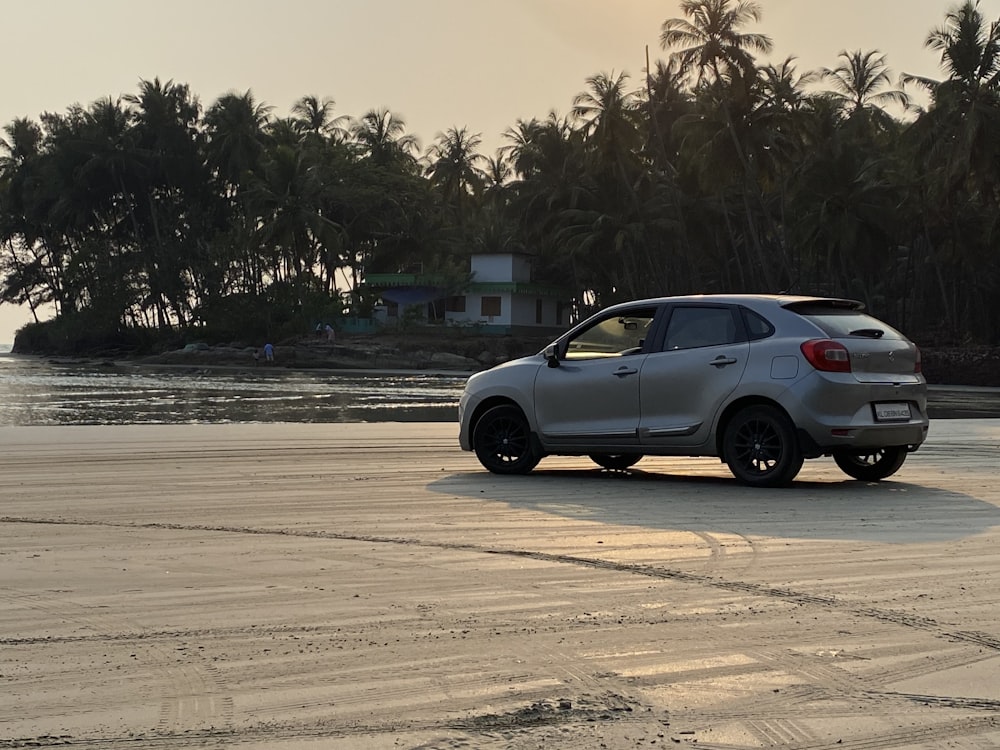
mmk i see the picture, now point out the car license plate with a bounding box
[874,402,911,422]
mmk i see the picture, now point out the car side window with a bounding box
[741,308,775,340]
[564,308,657,360]
[663,306,738,350]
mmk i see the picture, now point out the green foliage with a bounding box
[13,313,161,355]
[2,1,1000,348]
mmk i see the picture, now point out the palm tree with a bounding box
[253,143,337,283]
[9,109,93,318]
[0,118,52,323]
[124,78,201,162]
[571,72,639,137]
[787,131,901,305]
[915,0,1000,95]
[641,57,693,168]
[475,154,524,258]
[661,0,782,290]
[291,95,349,143]
[757,57,820,113]
[0,118,43,171]
[202,91,273,298]
[902,0,1000,190]
[203,90,273,191]
[498,113,581,229]
[425,126,486,225]
[124,78,207,328]
[568,71,665,299]
[571,71,643,182]
[660,0,772,90]
[820,50,909,127]
[499,116,552,179]
[481,154,511,199]
[14,98,147,330]
[421,126,487,267]
[900,1,1000,340]
[350,108,419,170]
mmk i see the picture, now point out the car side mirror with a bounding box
[544,343,561,368]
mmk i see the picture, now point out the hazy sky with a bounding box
[2,0,997,344]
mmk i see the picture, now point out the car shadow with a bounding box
[429,460,1000,544]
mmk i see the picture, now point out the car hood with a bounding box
[466,353,545,390]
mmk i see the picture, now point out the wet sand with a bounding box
[2,421,1000,748]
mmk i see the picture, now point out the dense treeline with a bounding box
[2,0,999,352]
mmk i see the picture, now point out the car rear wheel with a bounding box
[589,453,642,470]
[723,405,803,487]
[473,405,541,475]
[833,446,907,481]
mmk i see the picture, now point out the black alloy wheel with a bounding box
[472,405,541,475]
[723,405,803,487]
[833,446,908,481]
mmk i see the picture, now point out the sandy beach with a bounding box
[2,421,1000,748]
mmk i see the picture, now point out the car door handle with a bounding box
[613,367,639,377]
[710,356,738,368]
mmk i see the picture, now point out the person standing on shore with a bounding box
[264,342,274,363]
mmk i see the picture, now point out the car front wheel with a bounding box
[589,453,642,471]
[723,405,803,487]
[833,446,907,481]
[473,405,541,475]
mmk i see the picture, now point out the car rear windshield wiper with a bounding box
[849,328,884,338]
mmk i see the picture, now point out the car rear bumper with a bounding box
[798,421,929,456]
[786,374,929,453]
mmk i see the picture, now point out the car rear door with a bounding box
[638,304,749,449]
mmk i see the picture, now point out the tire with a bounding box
[472,405,541,475]
[589,453,643,470]
[833,446,907,481]
[723,405,803,487]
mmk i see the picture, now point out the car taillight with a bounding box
[915,346,922,374]
[801,339,851,373]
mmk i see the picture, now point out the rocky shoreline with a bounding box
[125,331,551,374]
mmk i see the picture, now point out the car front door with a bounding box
[533,306,659,451]
[638,304,749,449]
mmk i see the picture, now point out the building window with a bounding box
[481,296,502,317]
[536,299,543,324]
[445,295,466,313]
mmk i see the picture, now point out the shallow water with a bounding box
[0,355,465,425]
[1,353,997,426]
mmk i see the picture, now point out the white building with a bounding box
[366,252,571,335]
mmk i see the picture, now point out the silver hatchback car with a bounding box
[459,294,928,487]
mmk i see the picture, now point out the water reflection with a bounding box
[0,355,465,425]
[1,354,998,426]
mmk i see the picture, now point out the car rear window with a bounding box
[791,306,905,340]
